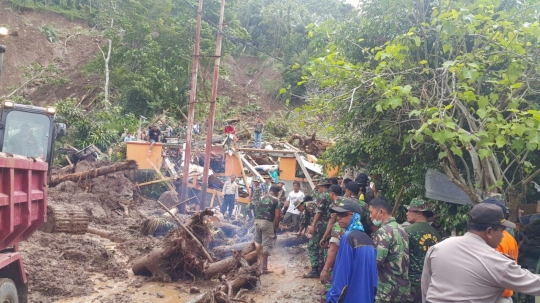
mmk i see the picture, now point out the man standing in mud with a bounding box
[247,176,264,220]
[404,198,440,303]
[221,175,238,220]
[305,180,332,278]
[369,197,410,303]
[254,185,281,274]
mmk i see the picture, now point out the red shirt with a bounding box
[224,125,236,134]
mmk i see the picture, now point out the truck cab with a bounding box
[0,100,65,167]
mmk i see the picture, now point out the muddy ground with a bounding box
[19,162,320,303]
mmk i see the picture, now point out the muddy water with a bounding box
[59,235,320,303]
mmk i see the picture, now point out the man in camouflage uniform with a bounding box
[247,176,264,220]
[254,184,281,274]
[404,198,440,303]
[310,176,321,202]
[297,196,315,235]
[369,197,410,303]
[276,181,287,210]
[305,180,332,278]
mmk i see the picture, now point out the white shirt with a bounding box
[422,232,540,303]
[286,190,305,215]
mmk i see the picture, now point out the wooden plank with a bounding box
[238,152,262,180]
[163,157,178,179]
[65,155,73,166]
[210,190,216,207]
[238,147,297,154]
[294,152,315,190]
[146,159,177,194]
[232,151,251,196]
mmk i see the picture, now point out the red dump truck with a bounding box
[0,100,65,303]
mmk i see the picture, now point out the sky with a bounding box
[344,0,360,7]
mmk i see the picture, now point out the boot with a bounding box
[303,268,319,279]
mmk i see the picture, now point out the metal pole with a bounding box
[200,0,226,208]
[179,0,204,207]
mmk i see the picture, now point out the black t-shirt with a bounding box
[149,128,161,141]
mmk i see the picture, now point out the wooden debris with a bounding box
[49,160,138,186]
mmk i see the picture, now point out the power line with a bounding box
[179,0,285,63]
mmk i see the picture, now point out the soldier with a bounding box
[305,180,332,278]
[311,176,321,201]
[262,175,273,194]
[369,197,410,303]
[247,176,264,220]
[254,185,281,274]
[276,181,287,210]
[403,198,440,303]
[296,196,315,235]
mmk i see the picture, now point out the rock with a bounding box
[134,283,143,288]
[190,286,200,294]
[156,292,164,298]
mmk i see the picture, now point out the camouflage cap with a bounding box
[404,198,433,213]
[294,195,314,208]
[317,179,332,187]
[312,175,321,182]
[253,176,262,182]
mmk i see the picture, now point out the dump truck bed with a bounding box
[0,152,48,250]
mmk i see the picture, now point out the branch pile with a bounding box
[132,210,262,302]
[288,132,333,158]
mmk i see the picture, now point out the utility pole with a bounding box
[179,0,204,207]
[200,0,226,207]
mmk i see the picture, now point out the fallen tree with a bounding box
[212,234,309,259]
[50,160,138,186]
[288,133,333,158]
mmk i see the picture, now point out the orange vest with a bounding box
[497,230,519,298]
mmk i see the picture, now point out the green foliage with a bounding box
[40,24,59,42]
[302,0,540,219]
[55,98,137,151]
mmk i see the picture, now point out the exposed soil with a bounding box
[0,4,103,106]
[17,159,320,303]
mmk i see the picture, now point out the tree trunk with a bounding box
[203,242,260,279]
[49,160,138,186]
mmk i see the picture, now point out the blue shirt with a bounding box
[326,230,378,303]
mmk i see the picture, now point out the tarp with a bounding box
[425,169,473,205]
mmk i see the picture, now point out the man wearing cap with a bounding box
[318,186,344,290]
[369,197,410,303]
[282,181,305,232]
[483,198,519,303]
[306,179,332,278]
[254,184,282,274]
[403,198,440,303]
[422,203,540,302]
[311,176,321,202]
[297,196,316,236]
[325,200,377,303]
[262,175,273,195]
[247,176,264,220]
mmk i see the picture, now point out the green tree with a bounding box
[303,0,540,220]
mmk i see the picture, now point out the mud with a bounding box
[19,232,127,303]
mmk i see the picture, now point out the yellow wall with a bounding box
[279,157,298,181]
[224,154,242,177]
[126,141,163,170]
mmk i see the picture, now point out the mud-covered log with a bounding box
[50,160,138,186]
[212,235,309,259]
[204,242,260,279]
[212,242,249,259]
[277,234,309,247]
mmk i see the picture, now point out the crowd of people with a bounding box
[222,172,540,303]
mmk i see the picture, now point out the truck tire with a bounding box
[0,278,18,303]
